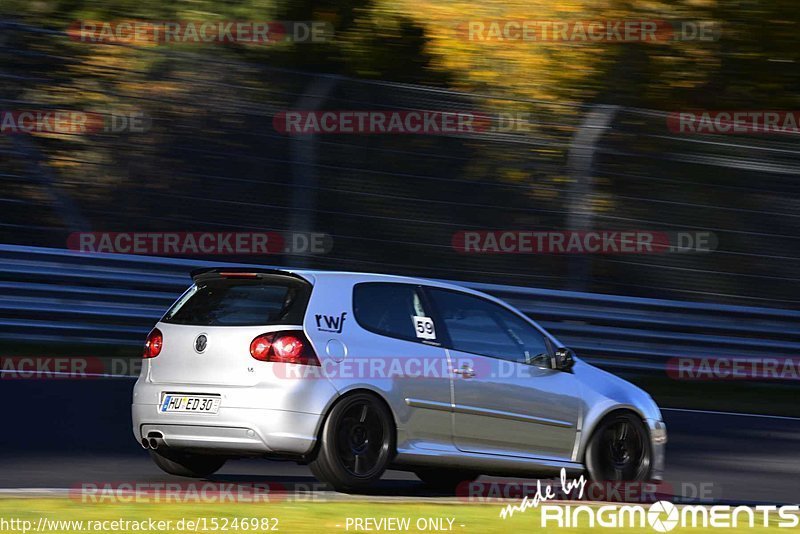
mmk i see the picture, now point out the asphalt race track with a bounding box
[1,379,798,505]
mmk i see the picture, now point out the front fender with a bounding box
[573,361,666,480]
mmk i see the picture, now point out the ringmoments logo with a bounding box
[539,502,799,530]
[500,469,799,530]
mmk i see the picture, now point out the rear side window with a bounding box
[162,279,310,326]
[353,282,438,343]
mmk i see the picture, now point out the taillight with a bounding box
[143,328,163,359]
[250,331,319,366]
[250,334,273,361]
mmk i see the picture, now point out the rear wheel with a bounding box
[309,393,394,492]
[585,412,651,482]
[149,449,226,478]
[415,468,478,492]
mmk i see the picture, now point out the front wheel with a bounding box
[309,393,394,493]
[585,412,651,482]
[149,449,226,478]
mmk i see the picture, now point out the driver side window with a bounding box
[426,288,550,365]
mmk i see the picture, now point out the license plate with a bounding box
[160,394,220,414]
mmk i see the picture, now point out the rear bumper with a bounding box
[131,376,336,456]
[132,403,322,456]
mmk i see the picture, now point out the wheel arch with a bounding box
[308,387,399,460]
[578,405,651,463]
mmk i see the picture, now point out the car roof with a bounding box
[190,266,480,294]
[303,270,469,289]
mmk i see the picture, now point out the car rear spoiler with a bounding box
[190,267,311,284]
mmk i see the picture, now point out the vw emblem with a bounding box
[194,334,208,353]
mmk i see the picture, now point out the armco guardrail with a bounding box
[2,244,799,372]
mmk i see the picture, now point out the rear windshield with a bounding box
[162,278,310,326]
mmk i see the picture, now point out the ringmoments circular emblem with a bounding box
[648,500,679,532]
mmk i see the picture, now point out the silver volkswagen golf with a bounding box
[132,268,666,491]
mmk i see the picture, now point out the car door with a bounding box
[425,287,581,461]
[342,282,453,452]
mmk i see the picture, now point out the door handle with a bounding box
[453,365,475,379]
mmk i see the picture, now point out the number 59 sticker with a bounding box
[412,316,436,340]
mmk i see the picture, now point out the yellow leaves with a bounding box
[503,168,530,183]
[373,0,721,108]
[531,184,559,201]
[588,194,615,213]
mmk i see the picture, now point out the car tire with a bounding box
[585,411,652,482]
[309,393,394,492]
[149,449,226,478]
[415,468,478,492]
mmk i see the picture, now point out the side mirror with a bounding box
[553,347,576,372]
[529,353,551,368]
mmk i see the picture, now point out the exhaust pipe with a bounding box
[142,433,164,450]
